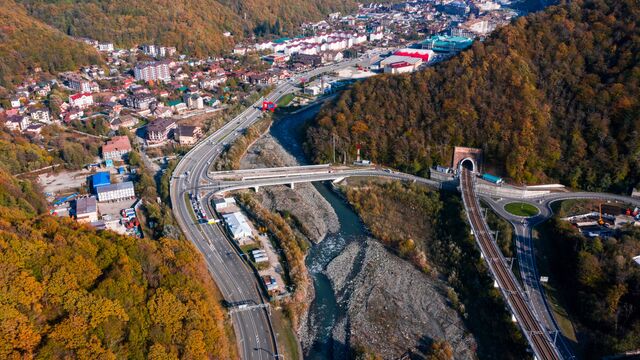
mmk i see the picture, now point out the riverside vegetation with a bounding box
[343,180,529,359]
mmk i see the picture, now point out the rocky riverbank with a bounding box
[326,239,477,359]
[239,133,339,354]
[239,121,477,359]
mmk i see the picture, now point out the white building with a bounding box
[184,93,204,110]
[69,93,94,109]
[214,197,236,212]
[96,181,135,202]
[368,31,384,41]
[251,249,269,263]
[97,43,114,52]
[304,81,332,96]
[4,115,30,131]
[30,108,51,123]
[381,56,423,74]
[222,212,253,240]
[134,61,171,82]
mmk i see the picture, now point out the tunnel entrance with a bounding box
[452,147,482,173]
[460,158,476,172]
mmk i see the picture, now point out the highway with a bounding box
[206,164,640,359]
[459,169,561,360]
[482,191,640,360]
[169,58,363,359]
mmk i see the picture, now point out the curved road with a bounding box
[169,58,363,359]
[483,191,640,360]
[206,166,640,359]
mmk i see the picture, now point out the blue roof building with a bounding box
[420,35,473,53]
[91,172,111,192]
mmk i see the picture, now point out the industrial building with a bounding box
[96,181,135,202]
[380,56,423,74]
[75,196,98,223]
[420,35,473,53]
[91,172,111,192]
[222,212,253,240]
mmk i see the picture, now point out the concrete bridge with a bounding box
[201,164,442,194]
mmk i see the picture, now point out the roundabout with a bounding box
[504,202,540,217]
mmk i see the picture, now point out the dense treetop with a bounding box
[0,0,103,87]
[543,216,640,357]
[17,0,367,57]
[307,0,640,192]
[0,168,236,358]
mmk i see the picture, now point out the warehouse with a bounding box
[222,212,253,240]
[91,171,111,193]
[75,196,98,223]
[96,181,135,202]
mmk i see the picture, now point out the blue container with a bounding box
[482,173,503,184]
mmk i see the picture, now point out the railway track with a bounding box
[460,169,561,360]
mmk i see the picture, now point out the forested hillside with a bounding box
[0,0,102,87]
[18,0,364,56]
[543,216,640,357]
[0,168,236,358]
[307,0,640,192]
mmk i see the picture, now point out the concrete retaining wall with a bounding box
[476,183,550,199]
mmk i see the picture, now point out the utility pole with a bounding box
[332,133,336,164]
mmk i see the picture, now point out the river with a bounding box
[270,103,367,359]
[267,3,554,356]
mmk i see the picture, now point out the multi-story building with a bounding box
[96,181,135,202]
[102,136,132,161]
[147,118,177,143]
[4,115,30,131]
[69,93,94,109]
[97,43,114,52]
[67,75,98,93]
[184,93,204,110]
[126,93,157,110]
[175,125,202,146]
[134,61,171,82]
[29,108,51,123]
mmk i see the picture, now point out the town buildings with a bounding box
[102,136,132,161]
[68,93,94,109]
[147,118,177,143]
[109,115,138,130]
[126,93,157,110]
[96,181,136,202]
[29,108,51,123]
[175,125,202,146]
[134,61,171,82]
